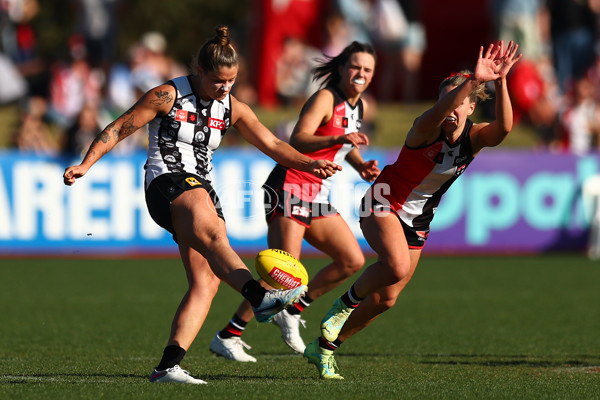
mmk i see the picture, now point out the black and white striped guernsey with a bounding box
[144,75,232,188]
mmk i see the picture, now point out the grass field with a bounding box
[1,254,599,399]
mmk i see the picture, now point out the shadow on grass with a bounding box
[0,372,303,384]
[339,352,600,369]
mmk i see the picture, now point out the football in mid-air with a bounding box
[254,249,309,290]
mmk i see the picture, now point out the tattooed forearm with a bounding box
[150,90,173,106]
[98,130,111,144]
[119,114,139,139]
[81,137,107,164]
[77,104,143,167]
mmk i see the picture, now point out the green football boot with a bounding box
[320,297,354,342]
[303,339,344,380]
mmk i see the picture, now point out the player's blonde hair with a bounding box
[439,70,490,103]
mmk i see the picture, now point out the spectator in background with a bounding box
[491,0,547,60]
[74,0,121,72]
[322,12,353,58]
[11,96,58,154]
[63,102,101,157]
[508,56,561,149]
[491,0,561,149]
[64,101,147,157]
[396,0,426,102]
[105,31,184,115]
[105,47,137,116]
[546,0,599,94]
[0,51,27,105]
[332,0,374,46]
[275,36,321,106]
[130,31,186,94]
[0,0,47,99]
[558,74,600,154]
[47,34,103,129]
[371,0,426,102]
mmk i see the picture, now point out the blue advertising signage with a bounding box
[0,149,598,256]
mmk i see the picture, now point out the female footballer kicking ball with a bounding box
[63,25,340,384]
[304,40,522,379]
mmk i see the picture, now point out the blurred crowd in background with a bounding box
[1,0,600,158]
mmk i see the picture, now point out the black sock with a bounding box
[341,285,363,308]
[287,293,312,315]
[156,345,186,371]
[319,336,340,351]
[242,279,267,308]
[219,314,248,339]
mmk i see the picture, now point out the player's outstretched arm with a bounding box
[231,96,342,179]
[63,84,175,186]
[472,41,522,151]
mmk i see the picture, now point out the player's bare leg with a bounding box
[169,245,221,350]
[304,215,364,298]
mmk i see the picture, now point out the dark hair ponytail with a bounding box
[194,25,238,72]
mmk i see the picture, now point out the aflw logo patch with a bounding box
[175,109,198,124]
[333,116,349,128]
[208,117,225,129]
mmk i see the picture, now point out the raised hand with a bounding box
[473,42,502,83]
[494,40,522,78]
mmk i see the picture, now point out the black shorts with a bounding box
[360,195,429,249]
[145,172,224,241]
[263,165,338,228]
[263,186,338,227]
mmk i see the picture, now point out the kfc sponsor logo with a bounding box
[208,117,225,129]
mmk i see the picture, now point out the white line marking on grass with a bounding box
[0,376,115,383]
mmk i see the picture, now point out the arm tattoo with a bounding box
[98,131,111,144]
[119,114,139,140]
[149,90,173,106]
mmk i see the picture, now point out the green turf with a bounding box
[1,254,599,399]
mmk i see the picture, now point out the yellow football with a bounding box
[254,249,309,290]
